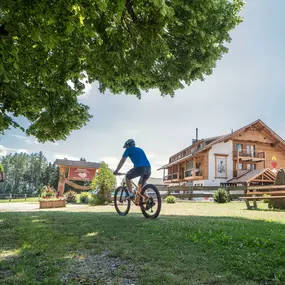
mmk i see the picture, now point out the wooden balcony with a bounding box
[233,150,265,161]
[163,172,179,183]
[184,169,203,181]
[163,169,204,183]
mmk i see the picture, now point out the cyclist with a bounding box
[113,139,151,200]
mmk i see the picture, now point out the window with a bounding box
[186,161,194,170]
[246,144,255,156]
[247,164,256,170]
[236,143,243,151]
[237,163,243,170]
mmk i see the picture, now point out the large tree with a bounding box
[0,0,244,142]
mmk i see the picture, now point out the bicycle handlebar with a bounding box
[114,172,126,176]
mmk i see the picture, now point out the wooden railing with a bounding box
[164,169,203,181]
[185,169,203,178]
[233,150,265,159]
[163,173,179,181]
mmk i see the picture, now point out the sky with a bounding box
[1,0,285,178]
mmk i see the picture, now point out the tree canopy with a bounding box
[0,0,244,141]
[0,152,59,195]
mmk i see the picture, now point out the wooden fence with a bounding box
[0,193,39,201]
[163,185,246,200]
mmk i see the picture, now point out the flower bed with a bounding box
[39,185,66,209]
[39,198,66,209]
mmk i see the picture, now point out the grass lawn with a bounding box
[1,202,285,284]
[0,197,39,203]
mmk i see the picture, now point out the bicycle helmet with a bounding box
[123,139,135,148]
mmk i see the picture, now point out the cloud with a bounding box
[16,149,28,154]
[99,156,133,171]
[0,145,10,156]
[11,134,59,146]
[0,145,29,156]
[11,135,39,145]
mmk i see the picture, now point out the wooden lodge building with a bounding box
[158,120,285,186]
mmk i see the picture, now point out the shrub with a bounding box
[79,192,90,203]
[64,190,77,203]
[88,194,108,206]
[213,188,230,203]
[263,194,271,203]
[165,195,176,203]
[41,185,57,199]
[90,162,116,205]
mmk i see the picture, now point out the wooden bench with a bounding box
[240,186,285,209]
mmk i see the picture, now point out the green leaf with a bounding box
[31,31,41,42]
[154,0,164,7]
[79,15,85,25]
[98,1,107,12]
[66,23,75,33]
[13,62,19,70]
[160,7,167,16]
[3,75,10,83]
[117,0,125,11]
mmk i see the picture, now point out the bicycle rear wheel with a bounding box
[140,184,161,219]
[114,186,131,216]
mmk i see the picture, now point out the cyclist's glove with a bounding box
[113,170,118,175]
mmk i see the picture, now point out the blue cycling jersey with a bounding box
[123,146,151,168]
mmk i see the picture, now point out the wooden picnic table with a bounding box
[240,185,285,209]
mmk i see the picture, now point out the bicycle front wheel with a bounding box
[114,186,131,216]
[140,184,161,219]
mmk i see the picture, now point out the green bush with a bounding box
[90,162,116,205]
[213,188,230,203]
[79,192,89,203]
[88,194,108,206]
[41,185,57,199]
[263,194,271,203]
[64,190,77,203]
[165,195,176,203]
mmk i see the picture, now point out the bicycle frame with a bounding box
[118,174,149,206]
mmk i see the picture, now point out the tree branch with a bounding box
[0,25,9,37]
[125,0,137,23]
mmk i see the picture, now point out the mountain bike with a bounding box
[113,173,161,219]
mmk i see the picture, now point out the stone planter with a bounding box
[39,199,66,209]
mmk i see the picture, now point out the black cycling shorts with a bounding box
[126,166,151,186]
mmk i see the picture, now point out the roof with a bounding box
[157,134,229,170]
[147,177,164,185]
[158,119,285,170]
[54,159,100,169]
[227,168,276,184]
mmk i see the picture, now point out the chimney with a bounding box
[192,128,199,145]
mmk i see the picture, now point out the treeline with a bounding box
[0,152,59,194]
